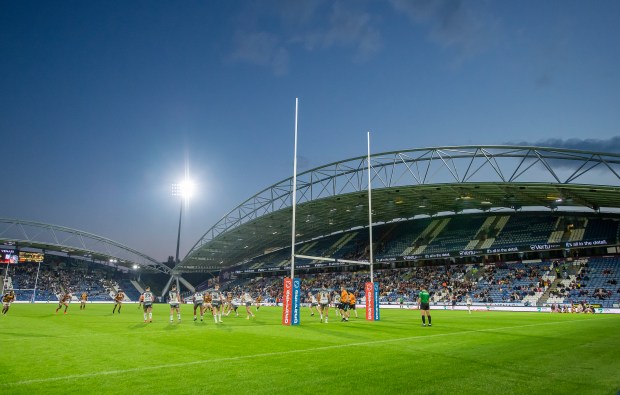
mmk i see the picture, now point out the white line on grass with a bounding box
[1,317,608,387]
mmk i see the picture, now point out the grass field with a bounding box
[0,303,618,395]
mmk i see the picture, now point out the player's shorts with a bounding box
[143,302,152,310]
[339,303,349,311]
[452,301,456,306]
[3,302,10,307]
[169,303,180,308]
[212,301,221,308]
[320,303,329,309]
[420,302,430,311]
[349,303,356,310]
[245,302,252,307]
[194,301,203,308]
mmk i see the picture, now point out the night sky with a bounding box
[1,1,619,262]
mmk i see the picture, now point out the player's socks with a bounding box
[422,316,426,325]
[214,315,218,323]
[428,316,432,325]
[178,313,181,321]
[170,314,173,322]
[148,312,152,321]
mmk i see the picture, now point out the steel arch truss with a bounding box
[184,145,620,267]
[0,218,170,274]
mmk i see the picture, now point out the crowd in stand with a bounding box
[4,259,123,302]
[217,258,620,309]
[5,256,619,308]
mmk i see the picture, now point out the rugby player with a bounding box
[202,292,213,317]
[348,291,358,318]
[255,294,263,310]
[210,284,223,323]
[418,287,432,327]
[141,286,154,323]
[466,294,472,314]
[333,291,341,317]
[317,285,331,323]
[55,291,72,314]
[339,286,350,322]
[224,292,239,317]
[80,292,88,310]
[242,291,255,320]
[2,290,15,315]
[168,285,181,322]
[192,290,204,321]
[308,292,319,317]
[112,289,125,314]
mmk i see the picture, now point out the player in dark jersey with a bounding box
[55,292,72,314]
[112,289,124,314]
[348,291,358,318]
[417,287,432,327]
[2,290,15,315]
[339,286,350,322]
[168,285,181,322]
[80,292,88,310]
[255,295,263,310]
[224,292,239,317]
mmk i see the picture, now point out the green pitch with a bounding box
[1,304,619,394]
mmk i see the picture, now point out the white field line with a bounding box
[1,317,609,387]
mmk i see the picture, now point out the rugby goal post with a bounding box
[282,104,379,326]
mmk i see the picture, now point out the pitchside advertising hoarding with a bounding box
[281,277,301,326]
[365,282,380,321]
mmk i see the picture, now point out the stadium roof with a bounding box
[179,145,620,273]
[0,219,170,274]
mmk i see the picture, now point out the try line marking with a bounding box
[1,317,607,387]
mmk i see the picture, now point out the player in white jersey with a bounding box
[333,292,341,317]
[210,284,223,323]
[242,291,255,320]
[308,292,319,317]
[140,286,154,323]
[466,295,473,314]
[317,285,331,323]
[168,285,181,322]
[192,291,204,321]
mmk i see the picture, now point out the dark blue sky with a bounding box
[2,1,619,261]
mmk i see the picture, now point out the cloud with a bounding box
[506,137,620,153]
[228,1,382,74]
[389,0,499,60]
[298,2,382,61]
[230,31,290,76]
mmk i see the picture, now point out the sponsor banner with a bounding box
[373,282,380,321]
[365,282,374,321]
[281,278,293,326]
[292,278,301,325]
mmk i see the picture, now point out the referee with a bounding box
[417,287,432,327]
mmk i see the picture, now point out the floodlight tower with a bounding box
[171,180,193,265]
[163,180,196,297]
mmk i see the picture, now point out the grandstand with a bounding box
[2,146,620,313]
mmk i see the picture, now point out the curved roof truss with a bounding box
[181,145,620,271]
[0,218,170,274]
